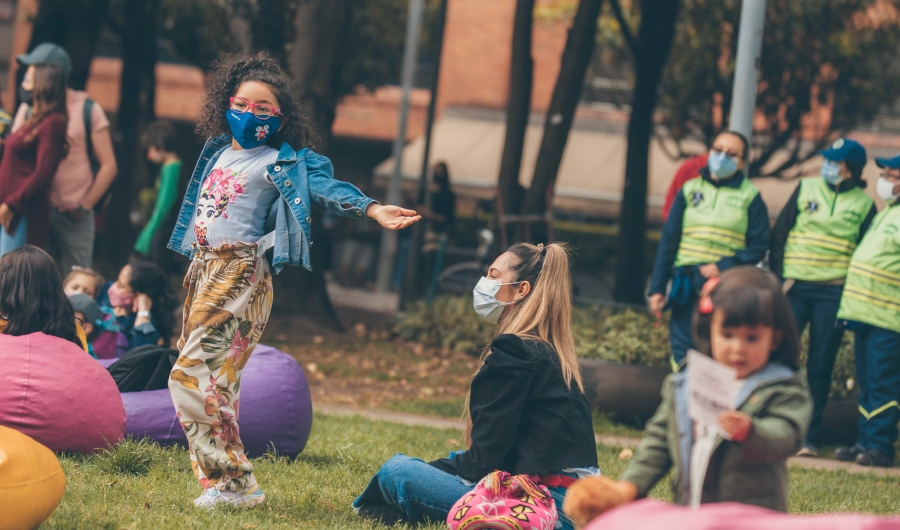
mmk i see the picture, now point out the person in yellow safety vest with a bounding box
[649,130,770,368]
[833,155,900,468]
[769,137,877,458]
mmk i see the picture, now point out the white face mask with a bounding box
[877,177,900,204]
[473,277,520,324]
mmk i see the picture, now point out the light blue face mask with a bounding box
[707,150,739,179]
[821,159,844,185]
[473,277,520,324]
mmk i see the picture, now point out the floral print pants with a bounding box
[170,243,273,492]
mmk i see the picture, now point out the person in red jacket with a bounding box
[662,154,709,221]
[0,62,68,256]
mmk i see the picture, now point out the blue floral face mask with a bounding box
[226,109,281,149]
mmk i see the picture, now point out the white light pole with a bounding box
[728,0,766,143]
[375,0,426,292]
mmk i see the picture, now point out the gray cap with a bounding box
[17,42,72,74]
[69,293,103,326]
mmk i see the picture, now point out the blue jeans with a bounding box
[852,323,900,458]
[0,219,27,257]
[354,454,576,529]
[788,281,845,447]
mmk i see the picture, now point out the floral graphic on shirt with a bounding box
[194,167,250,246]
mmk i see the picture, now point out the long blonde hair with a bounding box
[463,242,582,445]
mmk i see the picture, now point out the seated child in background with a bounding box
[69,293,123,359]
[63,267,104,300]
[563,266,813,528]
[98,260,176,349]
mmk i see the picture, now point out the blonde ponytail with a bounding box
[463,242,582,446]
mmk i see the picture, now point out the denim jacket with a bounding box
[168,135,377,273]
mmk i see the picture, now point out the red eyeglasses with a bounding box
[229,97,282,119]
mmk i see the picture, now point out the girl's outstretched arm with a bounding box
[738,388,811,464]
[366,204,421,230]
[619,377,675,497]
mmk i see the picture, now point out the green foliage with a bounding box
[574,308,671,369]
[158,0,237,70]
[94,438,157,476]
[399,296,860,401]
[397,296,494,356]
[598,0,900,175]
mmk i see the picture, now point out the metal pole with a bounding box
[727,0,766,143]
[375,0,426,292]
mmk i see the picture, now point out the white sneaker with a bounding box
[193,486,266,509]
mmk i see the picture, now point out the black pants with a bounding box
[787,281,845,447]
[853,323,900,458]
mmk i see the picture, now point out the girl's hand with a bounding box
[134,294,153,313]
[367,204,421,230]
[699,263,720,278]
[719,410,752,442]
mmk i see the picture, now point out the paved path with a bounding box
[316,403,900,477]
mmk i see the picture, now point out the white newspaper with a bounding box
[687,350,736,431]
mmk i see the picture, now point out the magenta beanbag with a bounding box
[104,344,313,458]
[0,333,125,453]
[586,499,900,530]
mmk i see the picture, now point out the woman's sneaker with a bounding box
[193,486,266,509]
[834,444,865,462]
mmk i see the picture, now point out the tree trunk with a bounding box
[613,0,680,304]
[101,0,158,266]
[519,0,604,217]
[272,0,354,331]
[27,0,110,90]
[401,0,448,308]
[288,0,353,148]
[497,0,534,215]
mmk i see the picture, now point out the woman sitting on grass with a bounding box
[0,245,82,349]
[354,242,599,529]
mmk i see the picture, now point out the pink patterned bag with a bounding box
[447,470,558,530]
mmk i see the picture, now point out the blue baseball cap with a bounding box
[820,137,867,168]
[875,154,900,169]
[17,42,72,75]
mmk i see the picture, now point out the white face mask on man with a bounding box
[876,177,900,204]
[472,277,521,324]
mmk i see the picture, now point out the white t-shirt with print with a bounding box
[192,145,280,248]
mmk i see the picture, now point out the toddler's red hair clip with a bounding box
[698,276,720,315]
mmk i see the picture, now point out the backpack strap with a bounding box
[83,97,94,167]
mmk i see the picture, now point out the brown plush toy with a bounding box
[562,476,639,529]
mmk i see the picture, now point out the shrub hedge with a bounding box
[397,296,857,400]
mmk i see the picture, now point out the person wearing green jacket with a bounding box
[134,121,181,260]
[768,138,876,458]
[834,154,900,468]
[579,267,812,514]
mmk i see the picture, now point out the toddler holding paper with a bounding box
[563,266,812,527]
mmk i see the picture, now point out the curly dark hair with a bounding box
[195,50,323,150]
[142,120,178,153]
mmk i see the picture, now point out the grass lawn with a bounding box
[42,413,900,529]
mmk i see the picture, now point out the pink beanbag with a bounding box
[585,499,900,530]
[0,333,125,453]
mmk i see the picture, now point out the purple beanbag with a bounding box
[105,345,313,458]
[586,499,900,530]
[0,333,126,453]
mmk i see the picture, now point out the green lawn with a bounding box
[42,413,899,529]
